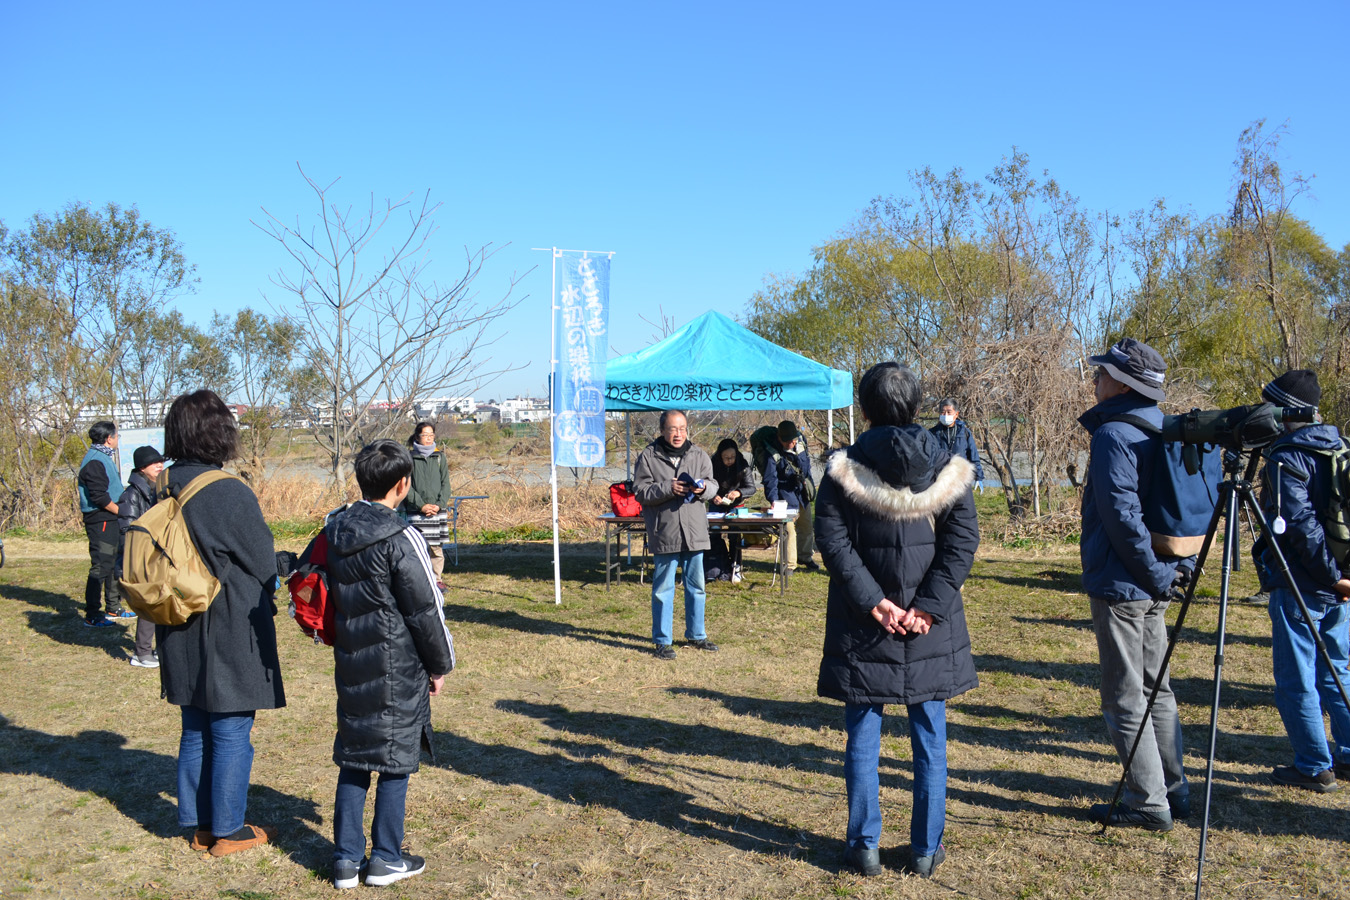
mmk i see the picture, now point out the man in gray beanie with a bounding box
[1257,369,1350,792]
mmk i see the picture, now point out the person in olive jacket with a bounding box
[326,439,456,888]
[402,421,452,587]
[815,362,979,880]
[632,410,718,660]
[157,391,286,858]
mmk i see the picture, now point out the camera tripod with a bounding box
[1100,448,1350,900]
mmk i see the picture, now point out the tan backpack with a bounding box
[120,469,239,626]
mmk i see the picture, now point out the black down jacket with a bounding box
[815,425,980,706]
[326,501,456,774]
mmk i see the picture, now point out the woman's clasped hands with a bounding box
[870,597,933,636]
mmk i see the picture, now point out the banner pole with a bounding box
[548,247,562,605]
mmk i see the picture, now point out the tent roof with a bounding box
[604,311,852,412]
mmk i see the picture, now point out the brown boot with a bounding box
[189,830,216,851]
[208,824,275,857]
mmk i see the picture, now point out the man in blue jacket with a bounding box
[1257,370,1350,792]
[1079,338,1190,831]
[930,399,984,492]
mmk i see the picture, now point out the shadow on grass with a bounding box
[432,726,834,866]
[0,719,325,866]
[968,567,1083,593]
[442,603,652,652]
[498,699,841,776]
[5,583,135,662]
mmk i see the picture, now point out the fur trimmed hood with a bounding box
[826,425,975,522]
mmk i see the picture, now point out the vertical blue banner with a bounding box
[552,252,610,467]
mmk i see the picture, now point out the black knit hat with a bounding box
[1262,369,1321,409]
[133,445,166,470]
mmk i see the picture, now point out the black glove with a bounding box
[1164,567,1193,604]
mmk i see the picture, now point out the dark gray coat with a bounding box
[633,439,714,555]
[157,461,286,713]
[815,426,980,706]
[327,501,456,774]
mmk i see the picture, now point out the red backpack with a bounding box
[609,480,641,517]
[288,527,337,645]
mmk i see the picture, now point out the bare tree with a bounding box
[256,166,527,486]
[0,203,196,523]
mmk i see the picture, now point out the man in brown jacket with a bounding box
[632,410,719,660]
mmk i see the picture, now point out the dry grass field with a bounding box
[1,531,1347,899]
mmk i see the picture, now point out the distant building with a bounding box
[498,396,551,424]
[414,395,475,419]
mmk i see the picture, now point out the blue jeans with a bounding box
[844,700,946,857]
[650,551,706,646]
[177,707,256,836]
[1270,589,1350,775]
[334,768,409,864]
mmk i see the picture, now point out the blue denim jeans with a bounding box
[650,551,706,646]
[1270,589,1350,775]
[844,700,946,857]
[177,706,256,836]
[334,768,410,864]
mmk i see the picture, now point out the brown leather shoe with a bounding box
[208,824,275,857]
[189,830,215,851]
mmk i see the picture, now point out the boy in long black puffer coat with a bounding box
[325,439,456,889]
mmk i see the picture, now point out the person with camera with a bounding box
[1079,338,1191,831]
[1257,370,1350,792]
[632,410,717,660]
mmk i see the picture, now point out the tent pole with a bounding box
[849,404,855,444]
[827,408,834,450]
[625,412,633,564]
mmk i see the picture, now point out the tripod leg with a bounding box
[1195,479,1242,897]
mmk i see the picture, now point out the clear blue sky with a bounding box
[4,1,1346,400]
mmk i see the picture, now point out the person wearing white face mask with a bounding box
[929,400,984,493]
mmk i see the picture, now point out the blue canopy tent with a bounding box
[603,311,855,473]
[605,311,853,413]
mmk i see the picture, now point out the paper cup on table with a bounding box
[771,500,788,517]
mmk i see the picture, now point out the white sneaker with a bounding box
[731,564,742,584]
[130,655,160,668]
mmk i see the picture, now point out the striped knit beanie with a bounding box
[1262,369,1321,409]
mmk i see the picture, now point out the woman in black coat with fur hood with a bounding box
[814,362,979,879]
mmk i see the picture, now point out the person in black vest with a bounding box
[815,362,979,879]
[158,390,285,858]
[77,420,129,626]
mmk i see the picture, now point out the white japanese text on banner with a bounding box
[552,253,610,467]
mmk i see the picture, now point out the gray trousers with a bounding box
[1090,596,1188,813]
